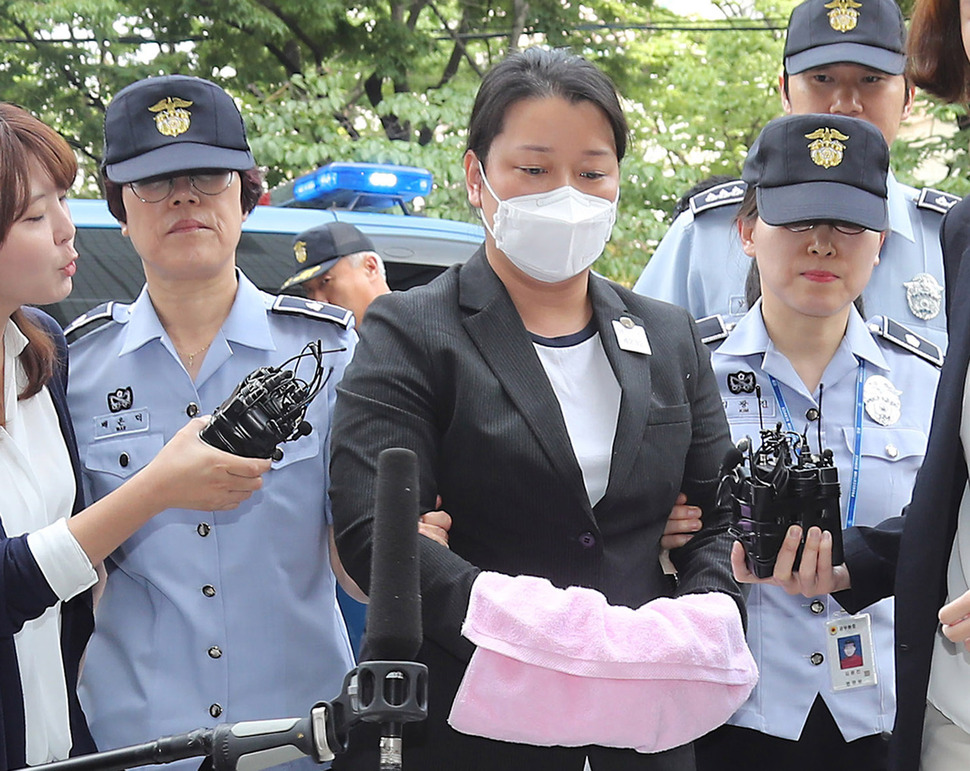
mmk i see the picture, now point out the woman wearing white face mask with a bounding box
[329,48,756,771]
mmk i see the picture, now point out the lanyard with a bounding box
[767,360,865,528]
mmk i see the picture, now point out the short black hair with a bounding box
[466,47,628,168]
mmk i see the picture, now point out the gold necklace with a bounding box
[176,341,211,367]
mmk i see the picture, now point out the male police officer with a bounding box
[281,222,390,326]
[633,0,957,351]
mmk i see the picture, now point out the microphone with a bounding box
[360,447,426,771]
[367,447,423,660]
[718,445,746,478]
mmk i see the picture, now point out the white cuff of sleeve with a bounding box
[26,518,98,602]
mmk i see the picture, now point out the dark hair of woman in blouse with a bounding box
[0,103,74,407]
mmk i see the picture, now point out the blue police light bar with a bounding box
[291,162,433,211]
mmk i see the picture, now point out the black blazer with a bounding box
[840,196,970,770]
[0,308,95,771]
[330,250,742,770]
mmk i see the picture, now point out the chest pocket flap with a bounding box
[83,433,166,480]
[842,425,927,463]
[270,431,322,470]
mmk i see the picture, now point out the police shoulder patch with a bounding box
[689,180,748,216]
[916,187,961,216]
[695,314,729,345]
[270,295,353,328]
[65,302,122,344]
[867,316,944,368]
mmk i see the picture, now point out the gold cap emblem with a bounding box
[148,97,194,137]
[805,127,850,168]
[294,240,308,264]
[825,0,863,33]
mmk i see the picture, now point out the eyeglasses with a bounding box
[782,221,869,236]
[128,171,236,203]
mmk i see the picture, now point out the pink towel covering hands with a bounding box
[448,572,758,753]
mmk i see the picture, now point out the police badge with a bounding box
[727,371,757,395]
[107,386,134,414]
[863,375,902,427]
[825,0,863,33]
[903,273,943,321]
[149,97,194,137]
[806,127,849,169]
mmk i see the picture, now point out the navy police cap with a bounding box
[281,222,377,292]
[784,0,906,76]
[742,113,890,232]
[103,75,255,184]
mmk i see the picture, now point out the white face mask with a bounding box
[478,163,617,283]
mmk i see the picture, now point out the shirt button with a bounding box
[578,532,596,549]
[810,599,825,615]
[209,703,223,718]
[805,408,820,422]
[202,584,217,598]
[886,444,899,459]
[119,452,130,468]
[197,523,211,537]
[810,652,825,666]
[208,646,223,659]
[186,402,200,418]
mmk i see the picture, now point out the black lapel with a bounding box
[588,276,653,504]
[936,232,970,485]
[458,250,591,510]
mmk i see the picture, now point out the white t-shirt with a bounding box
[532,323,621,507]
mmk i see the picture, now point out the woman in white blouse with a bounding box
[0,103,271,770]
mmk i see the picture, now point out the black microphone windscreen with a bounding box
[720,446,745,476]
[366,447,423,661]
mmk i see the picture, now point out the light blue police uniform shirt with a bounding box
[67,272,356,771]
[634,174,956,351]
[710,302,940,741]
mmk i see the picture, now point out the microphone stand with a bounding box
[26,661,427,771]
[353,661,427,771]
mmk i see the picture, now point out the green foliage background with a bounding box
[2,0,965,285]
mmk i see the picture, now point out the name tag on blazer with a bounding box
[612,317,651,355]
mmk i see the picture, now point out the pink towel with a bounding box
[448,572,758,753]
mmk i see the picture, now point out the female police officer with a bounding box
[702,113,940,771]
[65,75,359,771]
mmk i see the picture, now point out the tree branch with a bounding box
[427,0,483,81]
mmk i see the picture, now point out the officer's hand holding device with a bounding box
[199,340,339,461]
[723,421,844,580]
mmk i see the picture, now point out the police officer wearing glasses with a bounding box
[64,74,361,771]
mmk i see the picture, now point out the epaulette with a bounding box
[867,316,944,368]
[916,187,961,216]
[270,295,353,328]
[695,314,730,345]
[64,302,119,344]
[689,180,747,217]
